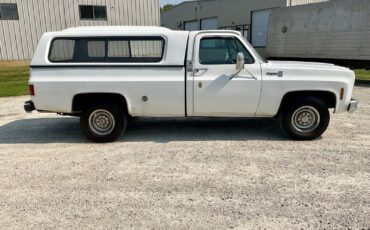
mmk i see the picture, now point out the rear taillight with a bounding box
[28,84,35,96]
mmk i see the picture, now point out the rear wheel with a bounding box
[279,97,330,140]
[80,101,127,142]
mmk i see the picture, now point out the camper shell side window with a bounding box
[48,36,165,63]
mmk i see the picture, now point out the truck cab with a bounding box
[25,26,357,142]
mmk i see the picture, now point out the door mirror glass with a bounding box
[236,52,245,70]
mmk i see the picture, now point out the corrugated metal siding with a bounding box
[267,0,370,61]
[287,0,330,6]
[0,0,160,61]
[161,0,288,30]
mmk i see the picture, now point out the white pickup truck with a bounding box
[25,26,357,142]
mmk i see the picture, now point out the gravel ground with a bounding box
[0,86,369,229]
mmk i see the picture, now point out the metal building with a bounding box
[288,0,330,6]
[161,0,329,55]
[267,0,370,67]
[0,0,160,61]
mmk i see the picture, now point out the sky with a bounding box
[160,0,187,6]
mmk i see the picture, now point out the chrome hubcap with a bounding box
[291,106,320,133]
[88,109,115,135]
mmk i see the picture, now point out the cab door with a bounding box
[190,34,262,117]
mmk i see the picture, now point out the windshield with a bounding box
[241,36,267,63]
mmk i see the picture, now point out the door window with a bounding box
[199,37,254,65]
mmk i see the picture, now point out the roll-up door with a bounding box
[251,9,270,47]
[200,17,218,30]
[184,21,198,31]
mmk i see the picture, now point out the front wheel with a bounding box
[279,97,330,140]
[80,102,127,142]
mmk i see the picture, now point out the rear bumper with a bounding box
[24,100,35,113]
[348,98,358,113]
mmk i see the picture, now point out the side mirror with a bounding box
[229,53,246,80]
[236,52,245,70]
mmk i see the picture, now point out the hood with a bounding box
[267,60,350,71]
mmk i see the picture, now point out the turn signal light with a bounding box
[29,84,35,96]
[340,88,344,100]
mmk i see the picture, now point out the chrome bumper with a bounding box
[348,98,358,113]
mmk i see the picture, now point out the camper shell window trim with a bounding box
[47,36,166,63]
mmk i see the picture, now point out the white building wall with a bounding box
[287,0,330,6]
[0,0,160,61]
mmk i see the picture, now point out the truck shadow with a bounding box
[0,117,286,144]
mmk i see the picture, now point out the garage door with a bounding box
[184,21,198,31]
[201,17,218,30]
[251,9,270,47]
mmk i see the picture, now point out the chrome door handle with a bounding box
[193,68,208,77]
[266,71,283,77]
[194,68,208,72]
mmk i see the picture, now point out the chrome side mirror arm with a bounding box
[229,67,244,80]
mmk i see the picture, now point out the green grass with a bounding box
[354,69,370,81]
[0,61,29,97]
[0,62,369,98]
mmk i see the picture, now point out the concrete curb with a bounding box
[355,79,370,86]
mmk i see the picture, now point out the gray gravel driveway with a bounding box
[0,86,369,229]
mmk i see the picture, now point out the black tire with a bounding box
[279,97,330,140]
[80,101,127,143]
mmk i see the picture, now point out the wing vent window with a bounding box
[49,37,165,63]
[0,3,19,20]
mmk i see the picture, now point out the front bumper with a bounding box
[348,98,358,113]
[24,100,35,113]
